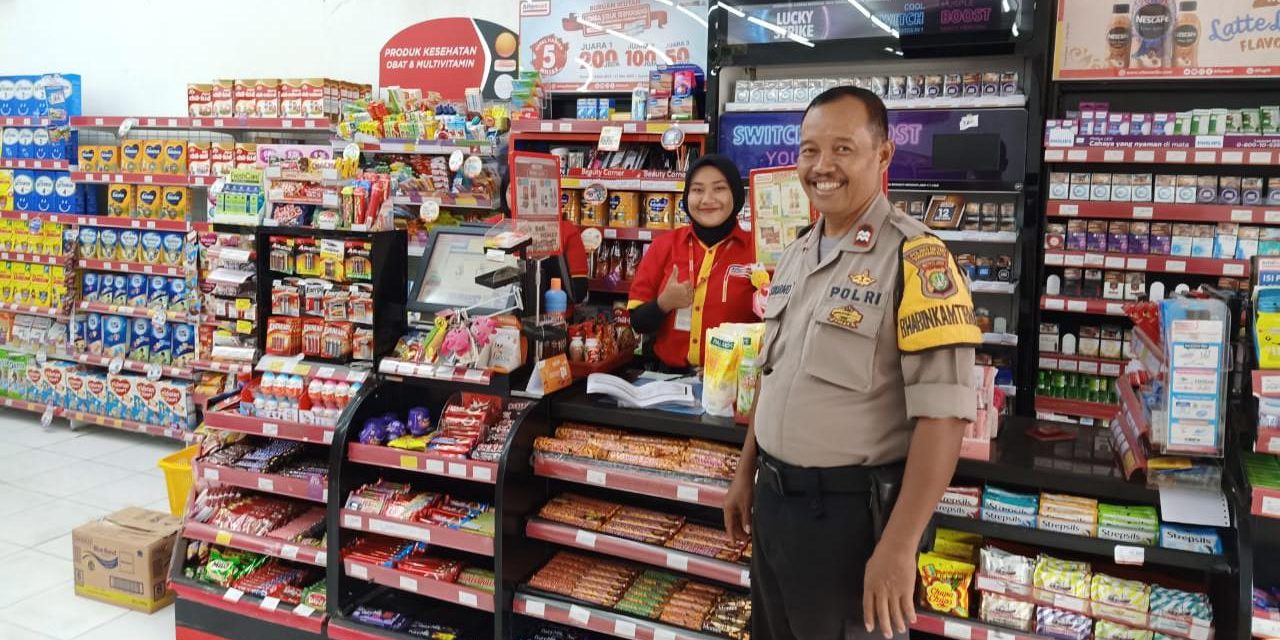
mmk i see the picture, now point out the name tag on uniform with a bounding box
[675,307,693,332]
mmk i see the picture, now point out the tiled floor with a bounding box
[0,408,181,640]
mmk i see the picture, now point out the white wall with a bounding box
[0,0,520,115]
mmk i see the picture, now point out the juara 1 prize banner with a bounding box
[1054,0,1280,80]
[518,0,709,92]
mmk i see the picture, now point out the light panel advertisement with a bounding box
[727,0,1008,45]
[519,0,709,92]
[1054,0,1280,80]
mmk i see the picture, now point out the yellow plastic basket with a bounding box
[158,445,200,516]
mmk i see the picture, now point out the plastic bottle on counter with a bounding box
[545,277,568,321]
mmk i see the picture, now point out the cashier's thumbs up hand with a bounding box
[657,270,696,313]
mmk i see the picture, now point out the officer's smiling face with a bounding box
[686,165,736,229]
[797,95,894,220]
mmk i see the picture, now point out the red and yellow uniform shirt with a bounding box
[628,225,759,368]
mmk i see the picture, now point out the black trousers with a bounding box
[751,468,909,639]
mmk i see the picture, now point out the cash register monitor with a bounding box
[408,225,521,317]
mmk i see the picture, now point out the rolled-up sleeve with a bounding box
[901,346,977,421]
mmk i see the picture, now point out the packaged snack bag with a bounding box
[917,552,976,618]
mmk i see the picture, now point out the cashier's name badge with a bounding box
[675,307,693,332]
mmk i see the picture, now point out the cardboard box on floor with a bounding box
[73,507,181,613]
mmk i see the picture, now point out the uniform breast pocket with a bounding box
[802,300,884,392]
[760,292,789,366]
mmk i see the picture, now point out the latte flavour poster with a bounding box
[1054,0,1280,80]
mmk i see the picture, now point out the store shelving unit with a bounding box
[513,591,724,640]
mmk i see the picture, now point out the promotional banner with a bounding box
[380,18,520,100]
[511,152,563,259]
[727,0,1008,45]
[519,0,709,92]
[719,108,1028,190]
[1054,0,1280,80]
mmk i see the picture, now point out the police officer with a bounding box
[722,86,980,639]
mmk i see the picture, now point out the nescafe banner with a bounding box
[380,18,520,100]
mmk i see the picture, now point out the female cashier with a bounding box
[628,154,759,370]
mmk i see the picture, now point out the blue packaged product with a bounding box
[0,78,12,116]
[168,278,188,312]
[33,171,54,212]
[83,313,103,354]
[98,228,119,261]
[81,272,100,302]
[982,487,1041,514]
[160,232,184,265]
[11,170,34,211]
[128,318,151,362]
[147,275,168,309]
[150,322,172,365]
[110,274,129,306]
[118,229,141,262]
[83,184,100,215]
[94,274,115,305]
[32,128,49,159]
[15,128,33,158]
[126,274,148,307]
[54,172,78,213]
[1,127,16,156]
[14,77,36,116]
[1159,524,1222,555]
[102,315,129,357]
[170,323,194,366]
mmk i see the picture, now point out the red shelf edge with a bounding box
[345,442,498,484]
[170,580,326,634]
[339,509,495,556]
[533,455,729,508]
[343,560,495,612]
[182,522,327,567]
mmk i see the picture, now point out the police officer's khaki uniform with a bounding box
[750,194,979,639]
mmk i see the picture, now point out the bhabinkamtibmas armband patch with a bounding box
[897,235,982,352]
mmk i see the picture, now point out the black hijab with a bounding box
[682,154,745,247]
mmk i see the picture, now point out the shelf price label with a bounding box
[524,599,546,617]
[1114,545,1145,566]
[614,620,637,638]
[568,604,591,624]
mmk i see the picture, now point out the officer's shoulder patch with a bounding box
[897,235,982,352]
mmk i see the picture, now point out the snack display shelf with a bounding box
[77,300,189,323]
[1252,370,1280,398]
[525,518,750,588]
[182,521,328,567]
[1044,145,1277,166]
[70,351,195,379]
[1037,353,1127,377]
[258,355,371,383]
[0,210,79,224]
[63,408,194,440]
[202,411,336,444]
[264,166,344,182]
[346,442,498,483]
[933,513,1233,573]
[74,256,184,276]
[552,383,745,445]
[725,95,1028,112]
[1253,607,1280,638]
[583,225,674,243]
[390,193,495,209]
[0,302,66,318]
[513,591,724,640]
[1257,427,1280,456]
[1034,396,1120,421]
[972,572,1214,640]
[1043,250,1249,278]
[955,417,1158,503]
[933,230,1019,244]
[1039,296,1128,317]
[0,159,68,170]
[911,611,1059,640]
[195,461,329,503]
[1251,485,1280,520]
[70,171,219,187]
[170,577,326,634]
[0,251,65,266]
[512,119,710,136]
[339,509,494,556]
[342,559,495,612]
[533,454,729,508]
[190,359,254,376]
[377,358,493,388]
[69,215,192,231]
[970,281,1018,295]
[339,138,494,155]
[0,116,51,126]
[72,115,333,130]
[589,278,633,294]
[983,332,1019,347]
[1046,200,1280,224]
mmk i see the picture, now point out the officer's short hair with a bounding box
[802,86,888,143]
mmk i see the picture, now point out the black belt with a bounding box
[756,449,875,496]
